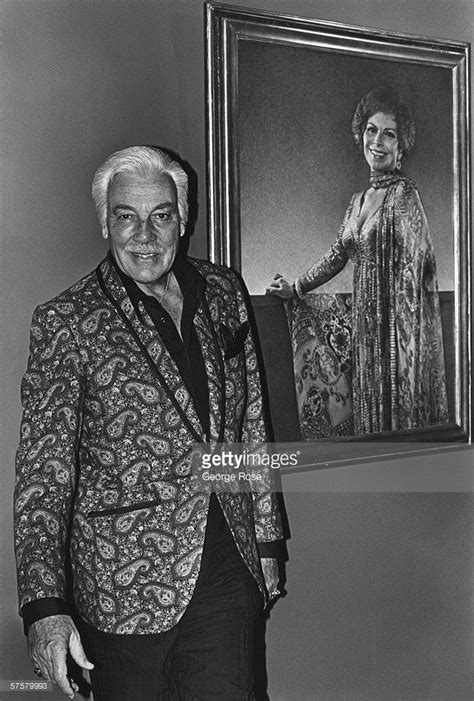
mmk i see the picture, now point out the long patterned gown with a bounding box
[295,175,449,435]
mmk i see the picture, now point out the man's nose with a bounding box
[134,219,154,240]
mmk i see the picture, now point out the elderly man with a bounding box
[14,146,284,700]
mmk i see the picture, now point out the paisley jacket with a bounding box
[14,256,283,635]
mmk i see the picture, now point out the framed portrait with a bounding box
[205,2,471,465]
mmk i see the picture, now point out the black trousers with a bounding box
[80,526,263,700]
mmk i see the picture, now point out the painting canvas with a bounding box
[206,3,471,452]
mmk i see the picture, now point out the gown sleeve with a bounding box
[294,195,356,297]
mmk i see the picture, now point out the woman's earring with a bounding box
[396,154,402,170]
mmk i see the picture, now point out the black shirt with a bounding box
[112,255,230,552]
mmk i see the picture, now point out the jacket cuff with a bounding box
[257,539,287,561]
[21,597,71,635]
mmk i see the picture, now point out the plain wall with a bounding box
[1,1,472,699]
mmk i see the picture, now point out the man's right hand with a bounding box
[27,614,94,699]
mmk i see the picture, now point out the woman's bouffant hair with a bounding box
[351,85,416,157]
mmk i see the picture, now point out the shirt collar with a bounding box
[108,251,205,320]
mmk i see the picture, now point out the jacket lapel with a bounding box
[96,258,206,443]
[193,293,226,443]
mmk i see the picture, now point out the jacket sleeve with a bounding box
[232,273,284,546]
[14,304,84,615]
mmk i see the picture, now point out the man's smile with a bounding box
[129,251,160,258]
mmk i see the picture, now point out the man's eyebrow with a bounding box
[151,201,175,211]
[112,202,175,210]
[112,204,135,212]
[111,201,177,216]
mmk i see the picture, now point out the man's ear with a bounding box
[102,225,109,240]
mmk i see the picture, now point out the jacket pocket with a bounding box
[88,499,161,518]
[218,321,249,360]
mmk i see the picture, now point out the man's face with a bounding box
[106,172,181,292]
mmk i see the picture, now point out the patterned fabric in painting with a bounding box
[297,175,449,434]
[14,256,283,635]
[285,294,353,440]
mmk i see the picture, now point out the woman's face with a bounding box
[363,111,400,173]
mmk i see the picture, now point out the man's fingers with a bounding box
[33,651,53,681]
[261,557,280,594]
[69,630,94,670]
[51,648,75,699]
[27,615,88,697]
[54,671,75,699]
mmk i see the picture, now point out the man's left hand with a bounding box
[260,557,280,602]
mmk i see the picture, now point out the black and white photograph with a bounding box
[1,2,473,700]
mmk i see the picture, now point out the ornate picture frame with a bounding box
[206,2,471,462]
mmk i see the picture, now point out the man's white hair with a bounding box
[92,146,188,237]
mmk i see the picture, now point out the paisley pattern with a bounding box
[15,256,283,634]
[173,495,207,525]
[286,294,353,439]
[120,461,152,487]
[297,176,449,434]
[95,535,118,560]
[173,548,202,579]
[105,409,139,440]
[112,509,151,535]
[26,435,56,461]
[42,328,72,360]
[28,562,58,589]
[94,357,127,388]
[141,583,176,607]
[123,381,163,406]
[114,559,151,588]
[31,510,60,536]
[115,612,153,635]
[150,480,177,500]
[15,486,46,513]
[80,309,111,335]
[37,382,66,410]
[56,406,79,432]
[136,434,171,457]
[98,589,117,614]
[139,530,177,554]
[90,447,115,467]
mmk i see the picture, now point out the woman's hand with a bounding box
[265,274,295,299]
